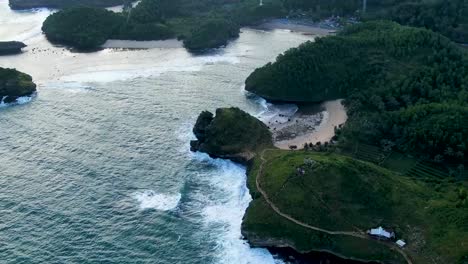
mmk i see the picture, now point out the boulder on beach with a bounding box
[0,41,27,55]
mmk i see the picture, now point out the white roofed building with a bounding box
[396,240,406,248]
[367,226,395,240]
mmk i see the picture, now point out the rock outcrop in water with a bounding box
[0,67,36,104]
[9,0,125,9]
[0,41,26,55]
[190,107,272,163]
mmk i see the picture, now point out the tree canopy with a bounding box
[246,21,468,163]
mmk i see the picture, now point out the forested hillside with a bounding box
[246,21,468,165]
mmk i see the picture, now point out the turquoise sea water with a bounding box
[0,2,315,263]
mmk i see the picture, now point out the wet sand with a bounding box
[102,39,183,49]
[273,99,347,149]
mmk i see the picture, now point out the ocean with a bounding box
[0,2,315,263]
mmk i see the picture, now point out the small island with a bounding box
[40,0,282,51]
[190,107,272,163]
[0,67,37,104]
[38,0,468,52]
[191,21,468,264]
[0,41,27,55]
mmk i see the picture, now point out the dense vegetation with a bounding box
[42,7,124,49]
[183,18,239,51]
[282,0,468,44]
[41,0,287,51]
[190,108,272,161]
[0,68,36,103]
[0,41,26,55]
[9,0,126,9]
[246,21,468,165]
[364,0,468,44]
[243,150,468,264]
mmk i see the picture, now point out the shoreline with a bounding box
[268,99,347,149]
[101,39,183,49]
[253,18,337,36]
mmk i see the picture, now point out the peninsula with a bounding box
[191,21,468,264]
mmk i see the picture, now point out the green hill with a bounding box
[245,21,468,164]
[0,67,36,104]
[243,150,468,264]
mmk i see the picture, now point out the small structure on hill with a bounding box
[367,226,395,240]
[396,240,406,248]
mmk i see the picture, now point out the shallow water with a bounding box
[0,1,319,263]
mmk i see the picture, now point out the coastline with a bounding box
[269,99,347,149]
[101,39,183,49]
[252,19,336,36]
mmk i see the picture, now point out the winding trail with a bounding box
[254,148,413,264]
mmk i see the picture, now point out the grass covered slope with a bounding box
[243,150,468,264]
[0,67,36,103]
[246,21,468,164]
[190,108,272,161]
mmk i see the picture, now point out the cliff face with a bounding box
[9,0,125,9]
[0,68,36,103]
[190,107,272,163]
[0,41,26,55]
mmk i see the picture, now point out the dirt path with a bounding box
[255,149,413,264]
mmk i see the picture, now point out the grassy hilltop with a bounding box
[243,150,468,264]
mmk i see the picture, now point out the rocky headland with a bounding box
[190,107,273,164]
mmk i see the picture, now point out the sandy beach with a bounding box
[272,99,347,150]
[254,19,336,36]
[101,39,183,49]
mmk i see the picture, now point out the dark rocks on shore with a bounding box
[0,41,27,55]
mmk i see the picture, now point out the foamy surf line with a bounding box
[133,190,181,211]
[192,152,283,264]
[0,94,35,108]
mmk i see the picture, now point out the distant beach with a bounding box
[101,39,183,49]
[253,18,337,36]
[267,99,347,149]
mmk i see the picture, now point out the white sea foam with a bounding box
[253,96,298,125]
[133,190,181,211]
[0,94,35,108]
[42,81,95,93]
[192,152,283,264]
